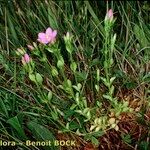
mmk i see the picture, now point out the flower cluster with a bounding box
[18,27,57,65]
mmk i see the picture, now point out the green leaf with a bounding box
[75,71,87,82]
[103,94,113,101]
[100,77,109,87]
[51,67,58,77]
[91,136,99,147]
[69,121,80,130]
[121,134,132,144]
[110,77,116,85]
[138,141,149,150]
[96,69,100,81]
[64,109,75,120]
[90,58,100,67]
[77,83,82,91]
[104,60,109,69]
[48,7,58,29]
[72,83,82,92]
[27,121,57,150]
[7,13,19,45]
[91,131,104,137]
[142,73,150,82]
[134,24,149,48]
[95,84,99,92]
[29,74,36,83]
[51,111,58,120]
[84,1,104,37]
[57,60,64,68]
[70,104,77,110]
[70,62,77,72]
[36,73,43,85]
[125,81,137,90]
[67,79,72,88]
[0,99,9,118]
[72,85,79,91]
[7,116,27,140]
[110,85,114,95]
[46,48,54,53]
[48,91,53,101]
[84,131,104,141]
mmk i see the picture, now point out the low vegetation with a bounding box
[0,1,150,150]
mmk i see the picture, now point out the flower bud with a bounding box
[64,32,73,54]
[22,53,30,65]
[27,45,34,51]
[64,32,71,42]
[24,53,30,63]
[16,48,25,56]
[106,9,113,21]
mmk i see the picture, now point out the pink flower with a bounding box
[37,27,57,44]
[22,53,30,65]
[106,9,113,21]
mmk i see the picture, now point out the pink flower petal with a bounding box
[38,33,45,38]
[46,27,52,36]
[106,9,113,20]
[38,33,48,44]
[38,33,46,40]
[108,9,113,17]
[24,53,30,63]
[52,30,57,38]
